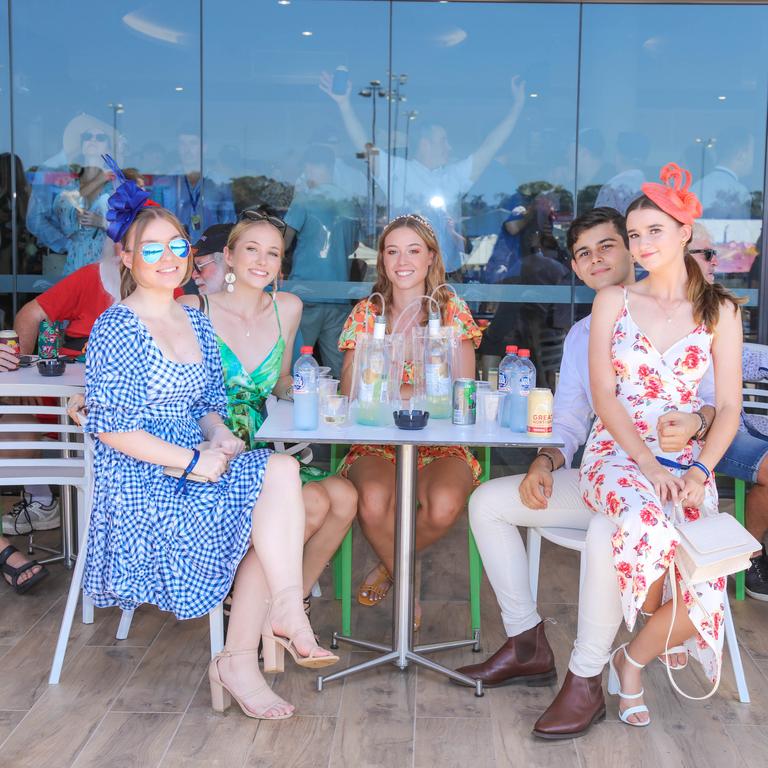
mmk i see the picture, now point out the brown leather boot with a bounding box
[455,621,556,687]
[532,669,606,739]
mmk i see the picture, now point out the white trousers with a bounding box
[469,469,623,677]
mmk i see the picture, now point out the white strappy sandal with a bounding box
[608,643,651,727]
[640,610,688,670]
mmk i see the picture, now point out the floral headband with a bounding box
[640,162,702,226]
[389,212,436,239]
[102,153,159,243]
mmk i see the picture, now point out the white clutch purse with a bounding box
[674,512,760,584]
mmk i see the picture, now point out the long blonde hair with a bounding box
[625,195,744,331]
[119,207,191,299]
[370,215,455,324]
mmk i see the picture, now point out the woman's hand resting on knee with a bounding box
[637,456,685,504]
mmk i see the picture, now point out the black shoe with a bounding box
[745,553,768,602]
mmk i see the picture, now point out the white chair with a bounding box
[526,526,750,704]
[0,400,88,566]
[49,435,224,684]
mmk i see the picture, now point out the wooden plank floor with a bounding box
[1,503,766,768]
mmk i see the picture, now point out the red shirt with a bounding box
[36,263,113,357]
[36,264,185,357]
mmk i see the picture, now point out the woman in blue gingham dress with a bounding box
[84,303,267,619]
[82,183,336,720]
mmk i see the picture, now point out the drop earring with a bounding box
[225,269,236,293]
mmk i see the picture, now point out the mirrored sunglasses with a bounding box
[239,209,287,235]
[689,248,717,262]
[141,238,191,264]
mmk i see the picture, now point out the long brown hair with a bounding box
[370,215,455,324]
[625,195,744,332]
[119,207,191,299]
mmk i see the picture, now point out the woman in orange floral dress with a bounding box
[582,164,743,726]
[337,214,481,625]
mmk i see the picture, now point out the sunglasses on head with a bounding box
[82,131,109,143]
[239,209,287,235]
[135,238,191,264]
[689,248,718,262]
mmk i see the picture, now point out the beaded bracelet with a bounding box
[176,448,201,495]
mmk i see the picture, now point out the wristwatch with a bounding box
[693,410,709,441]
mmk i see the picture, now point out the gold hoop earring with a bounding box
[224,268,236,293]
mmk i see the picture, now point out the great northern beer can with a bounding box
[452,378,476,425]
[527,387,553,435]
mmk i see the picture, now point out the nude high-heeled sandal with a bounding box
[261,586,339,672]
[209,649,294,720]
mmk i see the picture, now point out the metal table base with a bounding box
[317,443,484,697]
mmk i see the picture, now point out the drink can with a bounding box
[37,320,63,359]
[0,329,20,358]
[527,388,553,435]
[452,378,476,425]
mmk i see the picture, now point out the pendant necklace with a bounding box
[653,295,684,323]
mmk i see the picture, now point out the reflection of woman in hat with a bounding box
[53,131,114,274]
[581,163,745,726]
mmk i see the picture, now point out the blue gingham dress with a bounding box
[83,303,270,620]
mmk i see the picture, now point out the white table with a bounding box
[0,362,85,566]
[256,399,563,696]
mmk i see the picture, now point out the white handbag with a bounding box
[664,508,759,700]
[674,512,759,584]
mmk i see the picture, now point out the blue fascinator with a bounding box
[101,153,159,243]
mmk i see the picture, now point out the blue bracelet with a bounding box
[656,455,711,481]
[176,449,200,495]
[690,460,711,481]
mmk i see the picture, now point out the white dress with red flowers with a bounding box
[579,288,724,682]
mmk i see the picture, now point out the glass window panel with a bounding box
[580,3,768,340]
[1,0,12,321]
[11,0,200,296]
[203,0,389,375]
[392,1,580,389]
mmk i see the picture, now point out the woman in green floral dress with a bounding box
[181,214,357,607]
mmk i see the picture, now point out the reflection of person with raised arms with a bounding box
[320,71,525,273]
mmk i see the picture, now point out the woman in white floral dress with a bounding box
[581,164,743,726]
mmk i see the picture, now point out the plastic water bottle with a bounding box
[497,345,519,427]
[509,348,536,432]
[424,312,452,419]
[293,345,319,430]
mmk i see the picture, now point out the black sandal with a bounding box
[0,545,49,595]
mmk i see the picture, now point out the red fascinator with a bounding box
[640,163,702,226]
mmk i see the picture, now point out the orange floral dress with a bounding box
[337,295,483,481]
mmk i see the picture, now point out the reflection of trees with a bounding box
[231,175,294,215]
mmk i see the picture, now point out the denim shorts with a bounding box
[715,427,768,483]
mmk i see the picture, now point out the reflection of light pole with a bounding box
[107,102,124,160]
[403,110,418,204]
[358,81,386,243]
[694,136,716,184]
[390,73,408,154]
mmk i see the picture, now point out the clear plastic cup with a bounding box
[318,377,339,405]
[478,390,504,425]
[322,394,349,426]
[317,366,332,378]
[475,380,491,392]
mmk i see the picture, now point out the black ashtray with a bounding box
[37,358,67,377]
[393,409,430,430]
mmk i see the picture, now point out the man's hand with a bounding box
[519,457,554,510]
[319,70,351,106]
[0,343,19,372]
[657,411,701,453]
